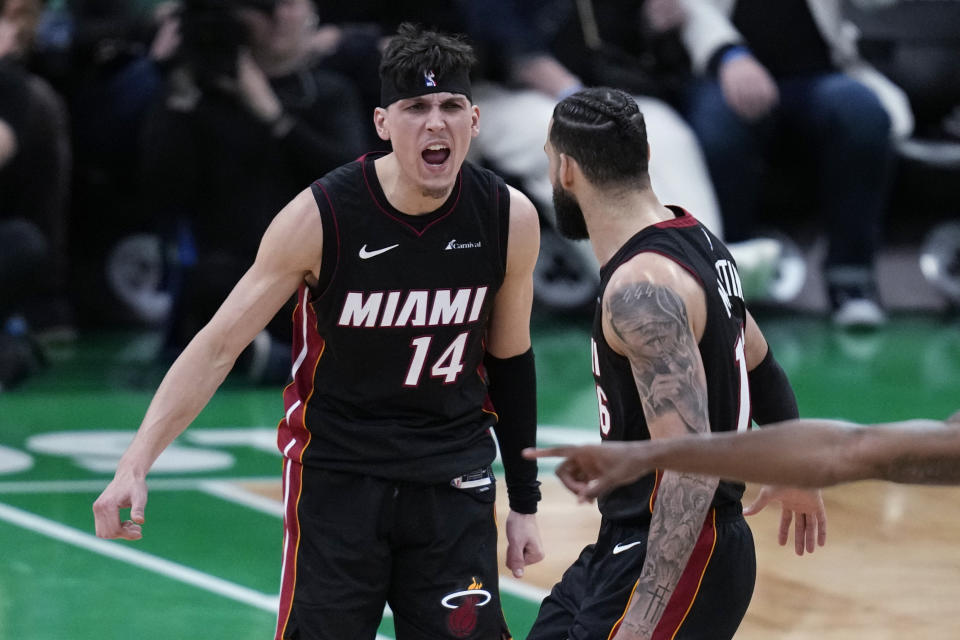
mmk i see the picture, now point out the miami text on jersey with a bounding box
[337,287,489,328]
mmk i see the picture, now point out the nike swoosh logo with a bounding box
[612,540,643,555]
[358,243,399,259]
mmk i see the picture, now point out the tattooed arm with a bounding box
[602,261,718,640]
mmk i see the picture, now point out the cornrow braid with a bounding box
[550,87,649,185]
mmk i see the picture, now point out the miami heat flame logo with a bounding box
[443,577,492,638]
[424,70,437,87]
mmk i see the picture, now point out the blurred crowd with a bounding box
[1,0,958,390]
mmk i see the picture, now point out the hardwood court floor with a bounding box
[514,478,960,639]
[0,313,957,639]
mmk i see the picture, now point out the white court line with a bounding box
[200,480,285,517]
[0,500,278,611]
[0,476,280,494]
[0,422,593,623]
[499,576,550,602]
[0,500,395,640]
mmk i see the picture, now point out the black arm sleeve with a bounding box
[748,346,799,425]
[484,348,541,513]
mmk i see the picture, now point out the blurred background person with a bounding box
[0,60,48,390]
[138,0,367,382]
[462,0,720,232]
[455,0,789,310]
[681,0,915,328]
[0,0,71,388]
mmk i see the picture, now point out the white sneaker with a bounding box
[728,238,782,301]
[832,297,887,329]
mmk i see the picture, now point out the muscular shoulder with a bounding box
[602,252,707,352]
[257,188,324,281]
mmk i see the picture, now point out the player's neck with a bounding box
[374,154,453,215]
[583,187,671,266]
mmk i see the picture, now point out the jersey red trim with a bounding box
[278,285,324,463]
[360,153,463,237]
[653,207,699,229]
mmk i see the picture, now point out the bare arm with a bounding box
[527,416,960,496]
[486,186,545,576]
[602,260,718,639]
[93,189,323,539]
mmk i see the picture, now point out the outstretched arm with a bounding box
[92,189,323,539]
[526,415,960,498]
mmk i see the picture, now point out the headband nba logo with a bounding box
[424,70,436,87]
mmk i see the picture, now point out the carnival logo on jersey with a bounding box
[443,577,492,638]
[445,239,482,251]
[338,287,488,328]
[714,259,744,318]
[424,70,437,87]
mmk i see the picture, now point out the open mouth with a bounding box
[422,144,451,166]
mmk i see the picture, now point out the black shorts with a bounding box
[527,504,755,640]
[275,461,511,640]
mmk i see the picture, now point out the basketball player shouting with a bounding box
[93,24,544,640]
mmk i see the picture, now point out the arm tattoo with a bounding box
[606,282,708,435]
[628,471,716,626]
[607,282,718,636]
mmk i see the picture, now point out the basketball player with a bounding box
[92,24,545,640]
[526,411,960,496]
[525,87,825,640]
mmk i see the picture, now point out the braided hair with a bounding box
[550,87,649,186]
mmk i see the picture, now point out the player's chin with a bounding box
[418,174,457,200]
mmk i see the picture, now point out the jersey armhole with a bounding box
[309,180,340,300]
[494,178,511,278]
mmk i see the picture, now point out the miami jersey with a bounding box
[278,154,512,483]
[592,207,750,520]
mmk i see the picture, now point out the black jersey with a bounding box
[278,153,511,483]
[592,207,750,521]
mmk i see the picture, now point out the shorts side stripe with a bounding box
[653,508,719,640]
[275,459,306,640]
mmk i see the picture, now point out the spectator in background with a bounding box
[0,0,40,58]
[681,0,914,328]
[0,62,48,388]
[0,0,72,386]
[460,0,725,239]
[25,0,169,331]
[140,0,366,381]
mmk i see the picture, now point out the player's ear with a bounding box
[470,104,480,138]
[558,153,576,189]
[374,107,390,141]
